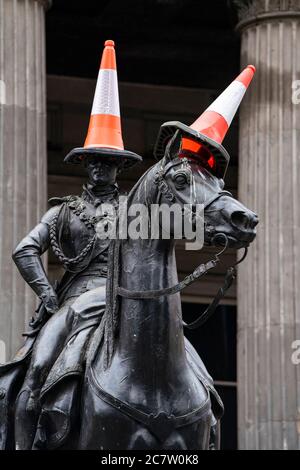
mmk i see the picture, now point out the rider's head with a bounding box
[84,156,119,187]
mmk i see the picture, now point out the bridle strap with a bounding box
[203,190,232,210]
[182,267,236,329]
[117,232,229,301]
[116,158,247,328]
[117,258,218,300]
[117,240,248,329]
[182,246,247,329]
[155,158,233,210]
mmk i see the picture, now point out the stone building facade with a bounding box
[0,0,299,449]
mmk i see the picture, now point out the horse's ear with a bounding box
[165,130,181,160]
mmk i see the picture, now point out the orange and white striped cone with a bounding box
[65,40,142,169]
[84,39,122,151]
[154,65,256,178]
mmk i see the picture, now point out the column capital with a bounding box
[35,0,52,10]
[231,0,300,31]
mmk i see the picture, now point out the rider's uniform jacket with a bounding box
[12,183,119,306]
[0,185,119,450]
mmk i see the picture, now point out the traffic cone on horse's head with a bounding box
[183,65,256,147]
[154,65,256,178]
[65,40,142,169]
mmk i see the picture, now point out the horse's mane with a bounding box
[99,161,162,368]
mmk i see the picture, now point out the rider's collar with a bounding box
[82,183,119,206]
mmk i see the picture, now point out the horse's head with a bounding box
[155,131,258,249]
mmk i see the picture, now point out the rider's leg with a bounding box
[69,282,106,331]
[14,299,74,450]
[32,285,107,450]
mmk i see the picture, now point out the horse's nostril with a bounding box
[251,214,259,228]
[231,211,250,230]
[231,211,259,231]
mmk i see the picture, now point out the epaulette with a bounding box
[48,195,79,207]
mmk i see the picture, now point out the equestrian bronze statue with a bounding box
[0,40,142,450]
[0,44,258,450]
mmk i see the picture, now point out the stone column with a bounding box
[234,0,300,449]
[0,0,50,361]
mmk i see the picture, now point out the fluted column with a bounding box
[235,0,300,449]
[0,0,50,361]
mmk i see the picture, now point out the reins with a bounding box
[117,235,229,300]
[115,157,249,329]
[117,234,247,329]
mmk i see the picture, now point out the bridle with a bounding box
[116,157,248,329]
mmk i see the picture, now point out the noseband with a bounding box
[117,158,248,329]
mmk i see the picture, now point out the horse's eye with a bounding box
[173,170,189,189]
[173,169,191,188]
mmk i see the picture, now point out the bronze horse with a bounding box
[78,131,258,450]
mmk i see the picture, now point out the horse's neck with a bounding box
[117,238,187,382]
[115,168,188,383]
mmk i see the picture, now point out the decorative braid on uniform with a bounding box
[49,213,96,271]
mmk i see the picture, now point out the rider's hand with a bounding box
[29,292,58,330]
[40,291,59,315]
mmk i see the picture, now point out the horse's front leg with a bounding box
[79,382,158,450]
[209,418,221,450]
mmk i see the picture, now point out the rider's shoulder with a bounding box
[41,205,61,225]
[39,196,75,225]
[48,195,80,207]
[41,195,82,225]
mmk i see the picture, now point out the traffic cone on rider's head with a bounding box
[65,40,142,169]
[154,65,256,178]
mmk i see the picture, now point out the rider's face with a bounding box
[85,157,118,186]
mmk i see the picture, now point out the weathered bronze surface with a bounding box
[0,133,258,450]
[0,156,120,449]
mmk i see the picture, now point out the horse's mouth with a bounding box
[206,231,256,248]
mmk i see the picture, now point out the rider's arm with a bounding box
[12,206,61,314]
